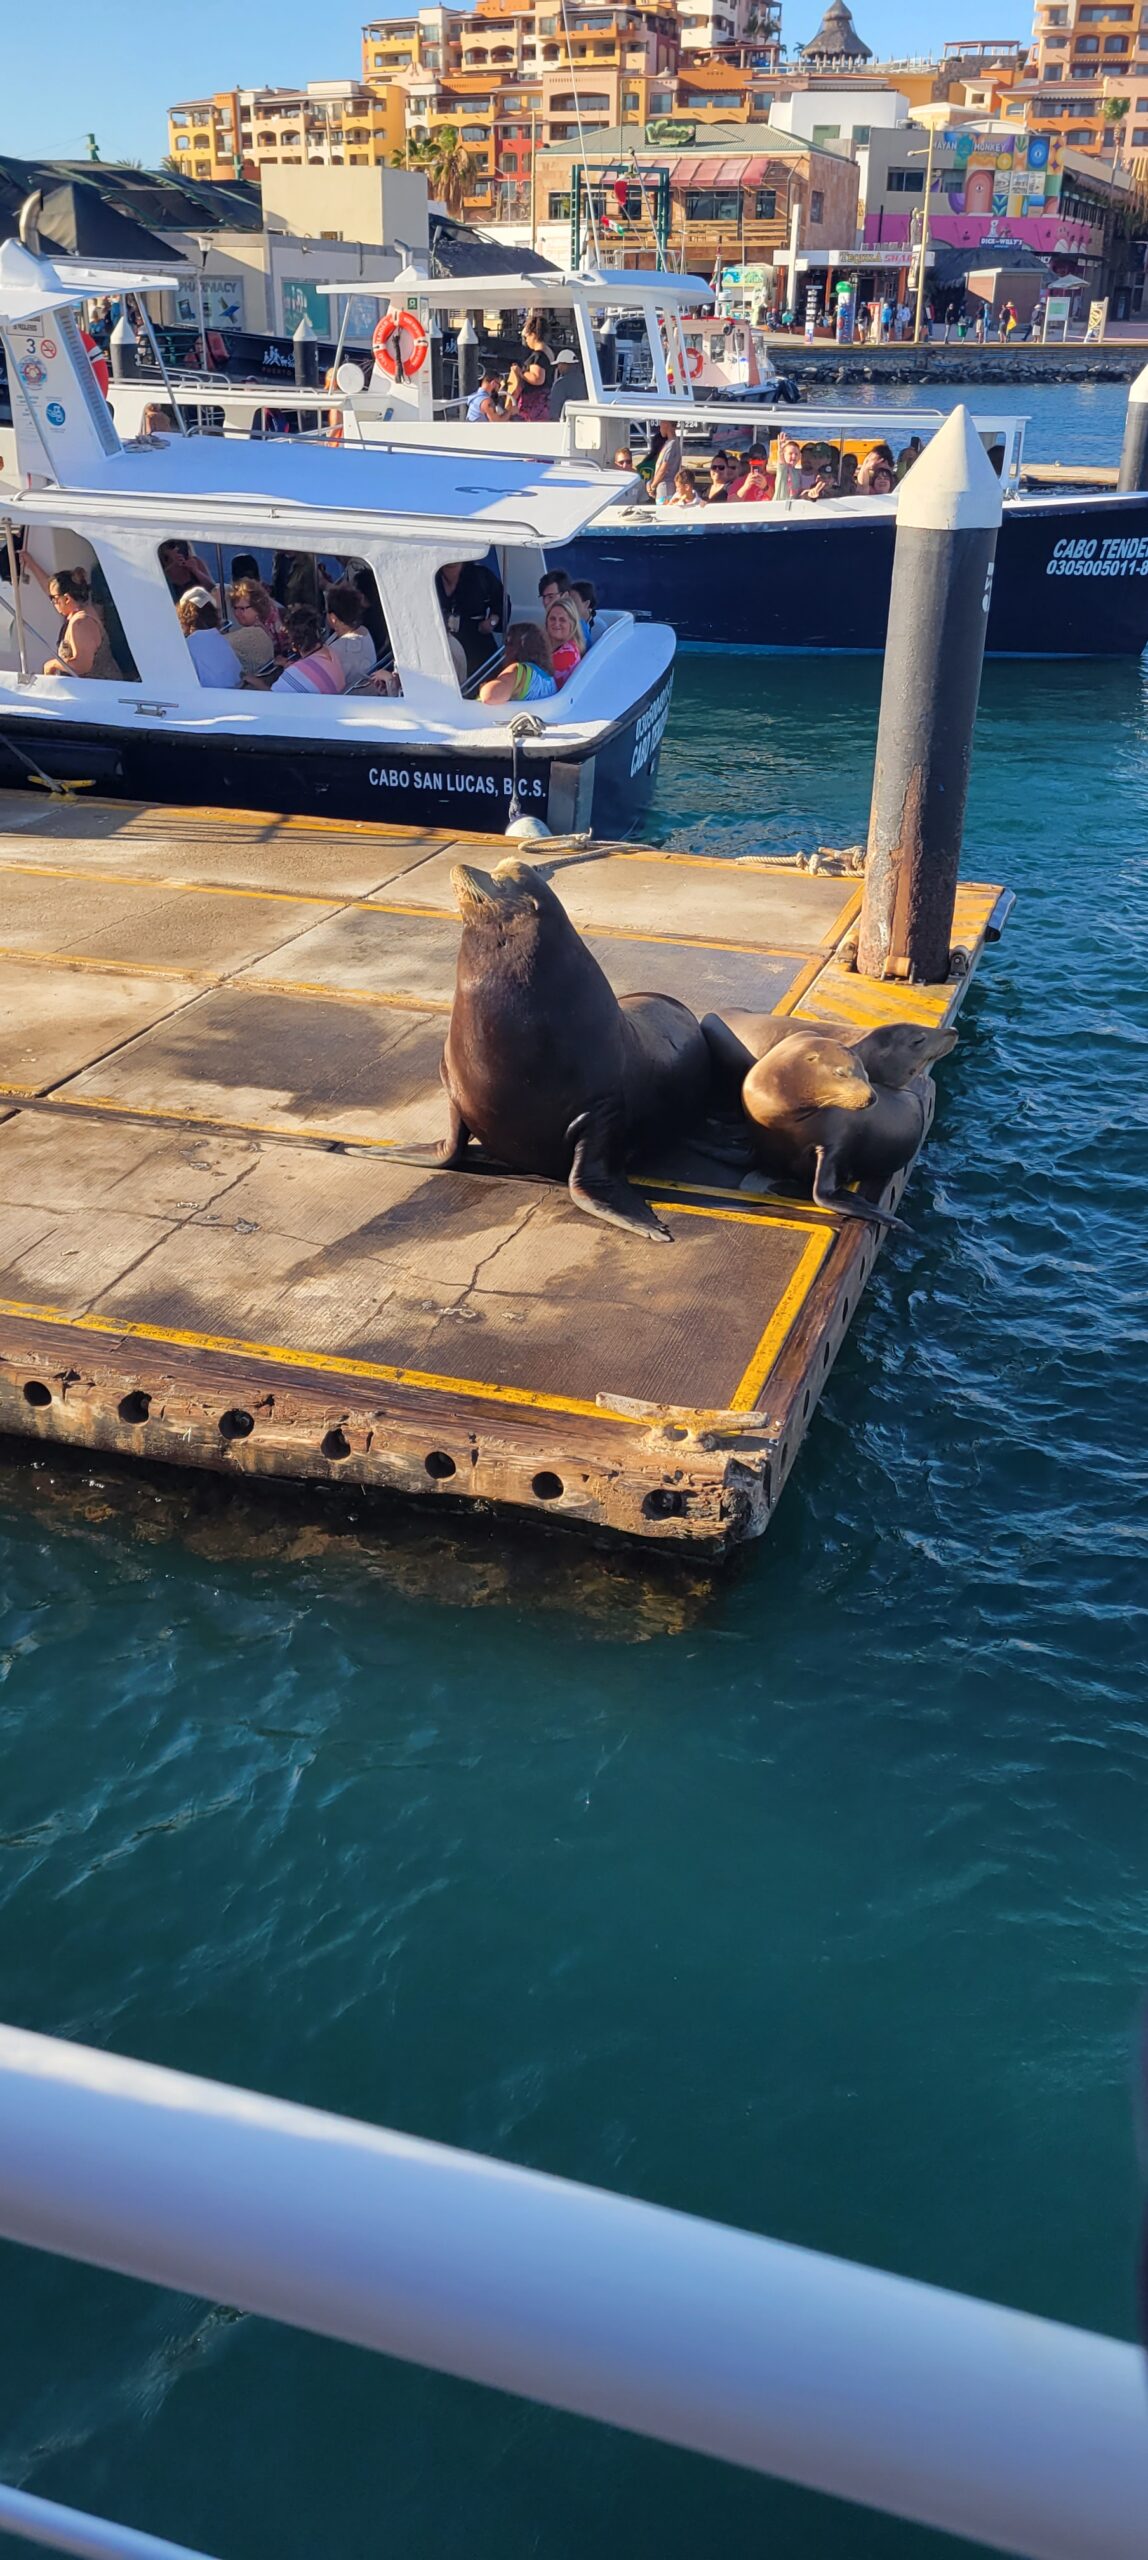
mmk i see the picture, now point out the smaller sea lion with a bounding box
[702,1009,957,1100]
[435,858,712,1243]
[739,1023,957,1230]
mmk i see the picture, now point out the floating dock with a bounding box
[0,791,1003,1550]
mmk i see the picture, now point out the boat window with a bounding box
[157,540,398,697]
[2,527,138,682]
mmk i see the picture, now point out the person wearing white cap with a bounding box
[177,588,244,689]
[550,346,586,417]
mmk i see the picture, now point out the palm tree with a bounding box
[421,124,477,217]
[1103,95,1131,177]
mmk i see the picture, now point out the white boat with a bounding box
[0,241,675,833]
[104,258,1148,658]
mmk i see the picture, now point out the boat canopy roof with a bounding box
[0,237,89,324]
[318,264,713,312]
[6,427,629,547]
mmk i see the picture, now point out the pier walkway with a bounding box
[0,791,1002,1549]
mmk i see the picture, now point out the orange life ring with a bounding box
[372,309,429,380]
[686,343,704,380]
[80,327,111,399]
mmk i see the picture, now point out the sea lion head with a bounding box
[856,1022,958,1090]
[743,1033,875,1127]
[451,857,567,939]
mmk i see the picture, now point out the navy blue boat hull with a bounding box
[554,493,1148,657]
[0,672,673,837]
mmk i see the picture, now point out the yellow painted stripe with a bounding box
[237,976,451,1015]
[0,1088,407,1148]
[0,860,342,910]
[0,1209,826,1431]
[0,860,830,965]
[0,946,203,983]
[728,1229,833,1409]
[0,949,449,1016]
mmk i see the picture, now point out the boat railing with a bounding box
[0,2023,1143,2560]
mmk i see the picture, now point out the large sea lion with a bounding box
[436,858,712,1242]
[734,1021,958,1230]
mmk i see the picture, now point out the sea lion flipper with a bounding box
[701,1012,757,1103]
[435,1088,472,1169]
[568,1108,672,1244]
[812,1147,911,1235]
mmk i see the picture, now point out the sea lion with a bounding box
[435,858,712,1242]
[702,1008,956,1102]
[737,1022,958,1230]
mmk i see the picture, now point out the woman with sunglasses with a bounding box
[705,450,732,504]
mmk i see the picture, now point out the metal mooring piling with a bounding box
[292,314,319,391]
[857,406,1003,985]
[456,314,480,403]
[1117,362,1148,492]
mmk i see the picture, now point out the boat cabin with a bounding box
[0,242,675,835]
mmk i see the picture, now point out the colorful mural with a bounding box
[863,129,1097,257]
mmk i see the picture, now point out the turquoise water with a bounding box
[0,384,1146,2558]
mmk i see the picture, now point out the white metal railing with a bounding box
[0,2024,1144,2560]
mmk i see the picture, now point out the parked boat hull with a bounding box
[0,674,673,838]
[555,493,1148,657]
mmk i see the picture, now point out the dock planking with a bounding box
[0,790,1003,1549]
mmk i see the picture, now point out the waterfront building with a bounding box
[166,82,404,182]
[532,115,858,270]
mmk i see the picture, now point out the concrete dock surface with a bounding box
[0,791,1002,1548]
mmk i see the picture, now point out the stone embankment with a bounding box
[772,344,1142,388]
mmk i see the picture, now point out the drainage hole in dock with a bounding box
[425,1450,456,1480]
[118,1391,151,1426]
[219,1409,255,1442]
[322,1428,350,1462]
[531,1471,564,1503]
[22,1380,51,1408]
[643,1487,685,1521]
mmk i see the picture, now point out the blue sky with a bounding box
[0,0,1032,166]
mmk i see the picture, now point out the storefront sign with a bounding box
[645,118,695,146]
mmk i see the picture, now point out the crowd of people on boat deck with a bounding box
[621,424,927,506]
[14,537,404,697]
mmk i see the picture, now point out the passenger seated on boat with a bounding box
[436,560,506,679]
[20,556,119,680]
[802,446,840,504]
[142,403,177,436]
[273,606,346,696]
[478,623,557,706]
[613,446,634,471]
[227,581,278,681]
[544,595,585,686]
[539,571,566,614]
[567,579,597,641]
[895,435,924,483]
[856,443,896,496]
[178,589,244,690]
[230,576,289,666]
[732,447,776,502]
[666,469,702,509]
[324,583,376,688]
[159,540,216,602]
[773,435,807,500]
[705,451,732,503]
[837,451,859,497]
